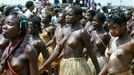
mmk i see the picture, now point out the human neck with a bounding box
[119,31,131,40]
[71,22,79,28]
[60,22,65,28]
[9,37,21,46]
[96,26,104,32]
[43,23,50,28]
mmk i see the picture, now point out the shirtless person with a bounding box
[99,12,134,75]
[28,16,51,75]
[39,5,100,75]
[88,12,110,75]
[0,13,39,75]
[0,16,8,59]
[46,11,66,75]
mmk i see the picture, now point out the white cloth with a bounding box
[24,9,34,19]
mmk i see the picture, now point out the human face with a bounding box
[41,14,48,23]
[0,18,3,33]
[93,16,100,28]
[108,23,124,37]
[58,13,65,24]
[2,15,19,39]
[65,8,78,24]
[28,22,35,35]
[86,12,93,21]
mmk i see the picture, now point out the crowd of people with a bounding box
[0,0,134,75]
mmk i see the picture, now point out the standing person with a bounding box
[24,1,35,20]
[0,16,8,60]
[99,13,134,75]
[28,16,51,75]
[39,5,100,75]
[46,11,66,75]
[0,13,39,75]
[39,11,55,74]
[88,12,110,75]
[40,11,55,55]
[85,10,96,33]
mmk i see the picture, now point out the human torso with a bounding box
[108,38,134,74]
[29,36,42,56]
[91,30,109,57]
[40,26,54,44]
[85,21,94,33]
[54,25,64,44]
[5,45,29,75]
[63,27,84,58]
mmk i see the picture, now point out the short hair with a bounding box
[44,11,52,22]
[25,1,34,9]
[110,12,127,25]
[88,10,96,17]
[95,12,106,23]
[9,12,28,37]
[31,16,41,32]
[68,5,82,18]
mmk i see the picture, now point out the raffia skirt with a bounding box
[87,56,107,75]
[108,70,133,75]
[59,58,92,75]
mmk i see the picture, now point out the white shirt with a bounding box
[24,9,34,19]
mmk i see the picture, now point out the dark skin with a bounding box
[91,16,111,57]
[39,7,100,74]
[40,13,55,43]
[99,23,134,75]
[85,12,95,33]
[46,12,65,47]
[0,15,39,75]
[28,21,49,61]
[46,12,66,75]
[28,21,51,74]
[0,17,9,59]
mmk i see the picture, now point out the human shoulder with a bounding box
[79,29,91,37]
[24,44,37,58]
[130,39,134,49]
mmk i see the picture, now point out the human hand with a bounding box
[39,66,46,74]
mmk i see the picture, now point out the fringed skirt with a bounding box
[87,56,107,75]
[59,58,92,75]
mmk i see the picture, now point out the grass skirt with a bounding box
[59,58,92,75]
[87,56,107,75]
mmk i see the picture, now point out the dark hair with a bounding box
[25,1,34,9]
[88,10,96,17]
[10,12,28,37]
[69,5,82,19]
[110,12,127,25]
[31,16,42,33]
[102,6,108,13]
[95,12,106,23]
[45,11,52,22]
[61,10,66,18]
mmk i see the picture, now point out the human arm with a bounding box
[0,48,7,74]
[39,45,62,74]
[26,44,39,75]
[39,30,69,73]
[46,36,56,47]
[81,29,100,74]
[98,63,108,75]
